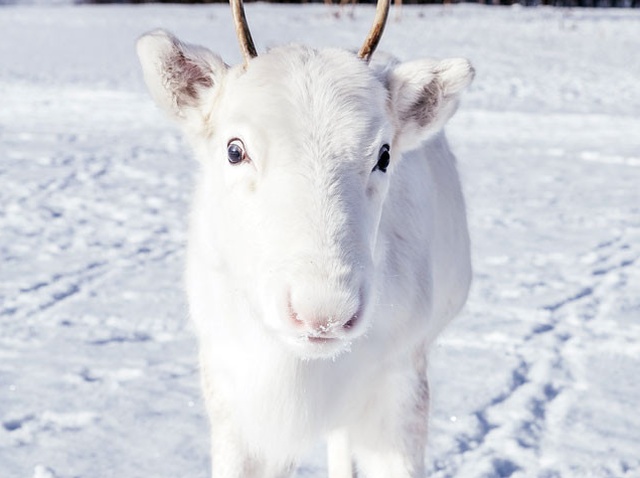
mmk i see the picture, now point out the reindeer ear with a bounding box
[388,58,474,152]
[136,29,227,123]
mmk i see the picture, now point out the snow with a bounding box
[1,3,639,478]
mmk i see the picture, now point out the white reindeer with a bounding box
[137,0,473,476]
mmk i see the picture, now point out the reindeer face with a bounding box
[137,30,473,359]
[206,48,392,358]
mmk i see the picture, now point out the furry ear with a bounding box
[136,29,227,123]
[388,58,474,152]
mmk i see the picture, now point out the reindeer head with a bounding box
[137,0,473,359]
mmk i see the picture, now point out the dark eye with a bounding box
[373,144,390,173]
[227,139,246,164]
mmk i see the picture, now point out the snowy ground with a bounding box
[1,3,639,478]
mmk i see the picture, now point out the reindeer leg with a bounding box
[327,427,354,478]
[201,355,295,478]
[351,349,430,478]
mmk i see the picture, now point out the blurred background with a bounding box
[2,0,639,9]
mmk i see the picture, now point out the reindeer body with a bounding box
[138,17,473,478]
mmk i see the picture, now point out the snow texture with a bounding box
[1,3,639,478]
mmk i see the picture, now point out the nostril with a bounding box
[343,293,365,331]
[343,314,358,330]
[287,298,303,327]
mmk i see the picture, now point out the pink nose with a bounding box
[287,295,362,335]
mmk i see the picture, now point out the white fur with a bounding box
[137,30,474,478]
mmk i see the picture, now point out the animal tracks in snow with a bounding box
[428,110,640,477]
[2,411,100,447]
[0,87,209,478]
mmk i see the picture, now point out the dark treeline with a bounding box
[81,0,639,7]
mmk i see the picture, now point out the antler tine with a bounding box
[358,0,391,63]
[230,0,258,65]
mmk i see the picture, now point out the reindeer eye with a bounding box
[227,139,246,164]
[373,144,390,173]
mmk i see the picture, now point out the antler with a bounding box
[358,0,391,62]
[230,0,390,65]
[230,0,257,65]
